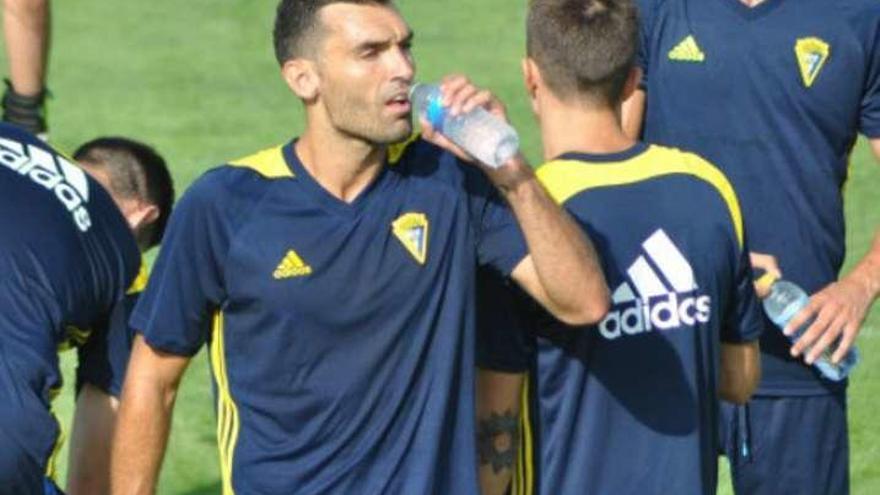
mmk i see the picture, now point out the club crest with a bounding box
[795,37,829,88]
[392,212,429,265]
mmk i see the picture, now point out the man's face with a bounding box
[313,3,415,144]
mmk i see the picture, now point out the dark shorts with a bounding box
[720,394,849,495]
[0,338,61,495]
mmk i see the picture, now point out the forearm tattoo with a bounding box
[477,409,519,474]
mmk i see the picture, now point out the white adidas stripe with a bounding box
[614,229,696,302]
[643,229,696,292]
[627,256,667,301]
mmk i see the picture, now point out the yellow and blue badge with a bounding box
[795,37,829,88]
[392,212,429,265]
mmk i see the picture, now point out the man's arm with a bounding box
[3,0,48,96]
[421,75,610,325]
[789,138,880,364]
[501,168,609,325]
[719,341,761,404]
[111,335,191,495]
[2,0,49,136]
[477,370,524,495]
[66,384,118,495]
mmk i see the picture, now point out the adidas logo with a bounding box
[598,229,712,340]
[668,35,705,63]
[273,250,312,279]
[0,137,92,232]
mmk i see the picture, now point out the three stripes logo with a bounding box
[599,229,711,340]
[0,137,92,232]
[273,249,312,279]
[668,35,705,63]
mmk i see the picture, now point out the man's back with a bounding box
[488,144,762,495]
[0,123,139,491]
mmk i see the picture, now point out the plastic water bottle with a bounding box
[762,279,859,381]
[410,83,520,168]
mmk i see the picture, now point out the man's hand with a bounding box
[418,74,509,162]
[788,274,874,365]
[417,75,494,163]
[750,252,782,298]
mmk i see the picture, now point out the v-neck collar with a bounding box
[717,0,784,21]
[283,140,395,218]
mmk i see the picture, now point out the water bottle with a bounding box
[410,83,520,168]
[762,278,859,381]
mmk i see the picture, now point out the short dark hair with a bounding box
[527,0,638,106]
[273,0,391,65]
[73,137,175,250]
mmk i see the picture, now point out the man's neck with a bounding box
[538,100,636,162]
[296,125,386,203]
[739,0,767,7]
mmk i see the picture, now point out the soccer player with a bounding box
[110,0,609,493]
[624,0,880,492]
[2,0,50,138]
[0,124,174,494]
[476,1,763,493]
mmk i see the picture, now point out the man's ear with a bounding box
[522,57,541,116]
[282,59,320,102]
[621,66,642,102]
[126,203,159,233]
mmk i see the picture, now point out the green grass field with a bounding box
[21,0,880,493]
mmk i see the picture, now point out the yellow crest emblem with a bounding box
[795,37,830,88]
[392,212,429,265]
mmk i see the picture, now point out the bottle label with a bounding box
[425,93,446,132]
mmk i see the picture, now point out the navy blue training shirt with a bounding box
[131,136,527,494]
[637,0,880,394]
[479,144,763,495]
[0,123,141,479]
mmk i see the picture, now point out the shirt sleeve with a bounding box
[476,267,535,373]
[858,8,880,137]
[721,236,764,343]
[465,166,528,276]
[635,0,656,89]
[76,291,139,396]
[129,172,231,356]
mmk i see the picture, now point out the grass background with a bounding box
[16,0,879,492]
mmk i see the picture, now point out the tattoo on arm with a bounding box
[477,409,519,474]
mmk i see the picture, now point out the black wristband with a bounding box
[2,79,48,135]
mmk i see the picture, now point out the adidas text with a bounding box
[599,292,711,340]
[0,138,91,232]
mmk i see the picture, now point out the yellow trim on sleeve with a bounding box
[210,311,240,495]
[126,258,149,295]
[229,145,293,179]
[536,145,744,248]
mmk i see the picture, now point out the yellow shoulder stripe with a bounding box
[228,145,292,179]
[388,132,420,165]
[126,258,149,295]
[537,145,744,247]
